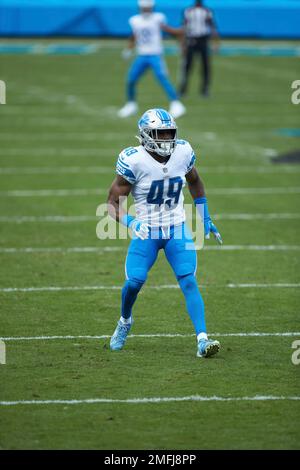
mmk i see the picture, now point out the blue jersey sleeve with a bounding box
[116,147,138,185]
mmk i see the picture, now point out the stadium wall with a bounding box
[0,0,300,39]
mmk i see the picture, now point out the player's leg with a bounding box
[127,56,149,102]
[164,223,220,357]
[110,236,160,350]
[150,56,186,119]
[178,44,194,96]
[118,56,149,118]
[199,37,210,96]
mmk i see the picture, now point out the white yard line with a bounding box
[227,283,300,288]
[208,187,300,195]
[0,283,299,293]
[0,166,113,175]
[0,148,116,157]
[199,245,300,251]
[0,189,106,197]
[0,245,300,254]
[0,247,123,253]
[0,187,299,197]
[0,395,299,406]
[0,215,96,223]
[0,213,298,223]
[213,213,300,220]
[1,332,299,342]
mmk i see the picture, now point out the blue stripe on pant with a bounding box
[121,223,207,335]
[127,55,178,102]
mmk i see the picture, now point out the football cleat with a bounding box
[168,100,186,119]
[118,101,138,118]
[110,320,132,351]
[197,338,220,358]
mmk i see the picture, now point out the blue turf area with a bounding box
[0,43,300,56]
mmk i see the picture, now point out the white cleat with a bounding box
[117,101,138,118]
[168,100,186,119]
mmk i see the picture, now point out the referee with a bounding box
[179,0,219,97]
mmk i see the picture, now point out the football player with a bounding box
[107,108,222,358]
[118,0,186,119]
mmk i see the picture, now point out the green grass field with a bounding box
[0,39,300,450]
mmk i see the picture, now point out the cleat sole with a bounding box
[197,342,220,358]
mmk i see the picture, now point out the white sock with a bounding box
[197,332,208,342]
[120,316,132,325]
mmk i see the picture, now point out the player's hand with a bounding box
[204,219,223,245]
[129,219,149,240]
[121,48,132,60]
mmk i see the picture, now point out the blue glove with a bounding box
[121,215,149,240]
[194,197,223,245]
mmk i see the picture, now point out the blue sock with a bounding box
[127,81,136,101]
[178,274,207,335]
[121,279,143,319]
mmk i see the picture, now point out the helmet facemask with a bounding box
[140,128,177,158]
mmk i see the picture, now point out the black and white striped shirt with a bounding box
[183,6,213,38]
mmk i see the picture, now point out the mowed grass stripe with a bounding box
[0,187,299,197]
[1,166,299,175]
[0,245,300,253]
[0,213,298,222]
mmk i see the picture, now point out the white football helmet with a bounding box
[137,108,177,158]
[138,0,155,8]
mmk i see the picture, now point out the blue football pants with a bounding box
[127,55,178,102]
[121,224,207,335]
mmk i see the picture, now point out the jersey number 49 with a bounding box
[147,177,182,208]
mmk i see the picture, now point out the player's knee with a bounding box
[127,78,137,87]
[125,279,144,295]
[127,267,147,289]
[178,273,197,293]
[157,74,168,84]
[175,262,195,279]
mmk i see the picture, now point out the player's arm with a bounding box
[107,175,132,223]
[122,34,135,60]
[207,11,220,51]
[161,23,183,38]
[185,166,206,199]
[107,175,149,240]
[186,167,222,244]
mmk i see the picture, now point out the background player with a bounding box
[107,108,222,358]
[118,0,186,119]
[179,0,220,97]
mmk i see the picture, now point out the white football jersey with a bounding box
[129,13,166,56]
[116,140,196,228]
